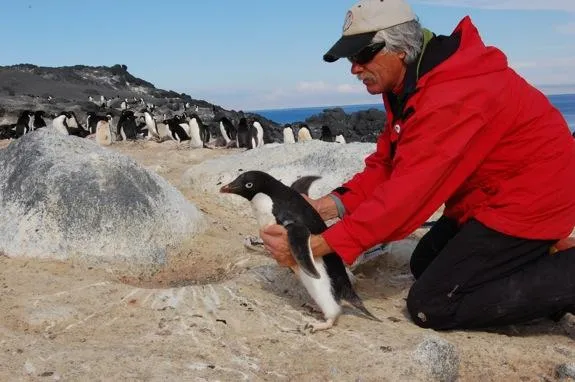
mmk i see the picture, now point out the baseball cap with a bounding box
[323,0,416,63]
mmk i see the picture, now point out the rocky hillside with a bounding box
[0,64,195,104]
[0,64,386,143]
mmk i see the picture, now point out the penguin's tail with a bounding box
[344,291,382,322]
[290,175,321,196]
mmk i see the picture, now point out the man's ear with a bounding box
[398,51,407,60]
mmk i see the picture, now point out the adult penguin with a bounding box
[220,171,380,331]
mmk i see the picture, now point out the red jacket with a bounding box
[323,17,575,265]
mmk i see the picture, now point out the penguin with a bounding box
[188,113,210,148]
[33,110,47,130]
[143,109,160,140]
[117,110,138,141]
[95,119,112,146]
[116,110,130,141]
[136,115,147,137]
[297,124,313,142]
[217,116,237,146]
[14,111,33,137]
[86,112,109,134]
[165,115,191,143]
[320,125,335,142]
[283,124,296,144]
[220,170,380,331]
[62,111,89,137]
[26,111,35,133]
[236,117,258,149]
[0,124,17,139]
[335,134,346,144]
[178,114,192,138]
[88,96,99,106]
[65,111,80,129]
[252,120,264,148]
[186,114,205,148]
[51,112,70,135]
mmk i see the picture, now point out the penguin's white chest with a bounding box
[219,121,231,143]
[188,119,203,148]
[250,193,277,228]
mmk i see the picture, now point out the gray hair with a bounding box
[371,19,424,64]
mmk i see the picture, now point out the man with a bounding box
[260,0,575,330]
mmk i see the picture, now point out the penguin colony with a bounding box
[0,107,276,149]
[1,100,348,146]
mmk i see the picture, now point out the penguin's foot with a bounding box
[303,318,336,333]
[243,235,266,253]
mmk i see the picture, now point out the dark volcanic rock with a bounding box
[304,107,387,143]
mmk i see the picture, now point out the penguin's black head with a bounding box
[219,170,276,201]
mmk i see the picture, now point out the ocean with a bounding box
[252,93,575,132]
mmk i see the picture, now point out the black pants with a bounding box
[406,216,575,330]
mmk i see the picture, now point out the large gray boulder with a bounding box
[0,129,205,274]
[183,140,375,215]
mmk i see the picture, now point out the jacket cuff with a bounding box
[322,221,364,265]
[327,193,346,219]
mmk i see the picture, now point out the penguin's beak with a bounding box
[219,183,236,193]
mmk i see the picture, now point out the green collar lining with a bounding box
[416,28,435,81]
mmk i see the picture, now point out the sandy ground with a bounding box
[0,139,574,381]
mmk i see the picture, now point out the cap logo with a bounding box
[342,10,353,32]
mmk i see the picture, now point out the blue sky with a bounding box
[1,0,573,110]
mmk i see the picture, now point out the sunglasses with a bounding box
[347,42,386,65]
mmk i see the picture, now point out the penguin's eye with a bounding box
[245,182,253,189]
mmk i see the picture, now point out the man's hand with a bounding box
[259,224,335,267]
[259,224,296,267]
[300,194,339,221]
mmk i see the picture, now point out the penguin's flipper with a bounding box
[284,221,320,279]
[290,176,321,196]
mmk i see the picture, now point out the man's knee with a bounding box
[406,283,458,330]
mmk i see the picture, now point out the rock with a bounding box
[305,107,386,143]
[412,335,460,382]
[556,364,575,380]
[0,129,205,275]
[183,140,375,214]
[23,360,36,375]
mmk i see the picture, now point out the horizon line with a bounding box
[246,89,575,112]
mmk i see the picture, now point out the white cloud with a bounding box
[336,84,365,94]
[509,57,575,92]
[556,22,575,34]
[510,57,575,69]
[294,81,365,95]
[415,0,575,11]
[295,81,329,92]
